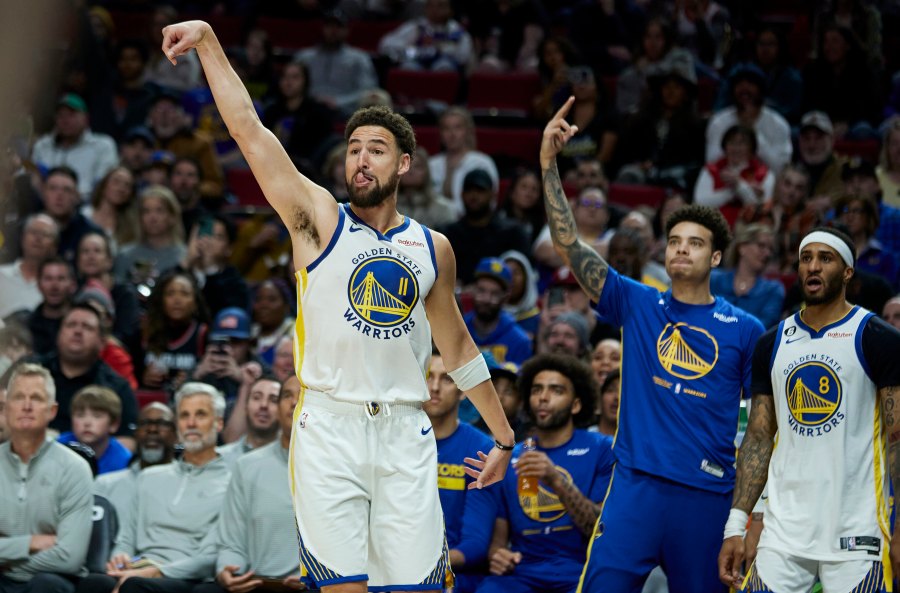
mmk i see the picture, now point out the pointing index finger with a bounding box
[552,96,576,122]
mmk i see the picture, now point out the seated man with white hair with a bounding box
[0,363,94,593]
[78,382,232,593]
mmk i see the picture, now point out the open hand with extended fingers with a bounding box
[161,20,211,65]
[463,446,512,490]
[539,96,579,169]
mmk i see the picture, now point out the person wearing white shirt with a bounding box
[705,64,792,174]
[0,214,59,319]
[31,95,118,202]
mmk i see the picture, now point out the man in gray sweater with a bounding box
[194,374,305,592]
[0,363,94,593]
[78,382,231,593]
[93,403,178,532]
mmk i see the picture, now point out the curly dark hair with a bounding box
[665,204,732,254]
[345,105,417,159]
[143,269,210,354]
[519,353,598,429]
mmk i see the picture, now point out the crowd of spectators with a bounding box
[3,0,900,591]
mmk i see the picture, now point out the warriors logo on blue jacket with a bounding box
[348,256,419,327]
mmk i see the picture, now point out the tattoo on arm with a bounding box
[542,162,607,301]
[732,395,777,512]
[551,475,601,536]
[881,387,900,506]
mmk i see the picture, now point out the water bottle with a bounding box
[517,437,539,496]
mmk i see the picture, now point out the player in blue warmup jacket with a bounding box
[470,354,615,593]
[424,351,495,592]
[540,98,764,593]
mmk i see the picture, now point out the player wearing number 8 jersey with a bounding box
[719,227,900,593]
[160,20,515,593]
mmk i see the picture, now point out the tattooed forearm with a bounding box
[881,386,900,498]
[542,161,577,246]
[542,162,608,301]
[732,395,777,512]
[548,473,601,536]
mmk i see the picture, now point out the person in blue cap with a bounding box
[465,257,534,367]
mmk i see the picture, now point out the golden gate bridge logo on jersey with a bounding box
[518,465,573,523]
[786,362,843,432]
[655,323,718,380]
[348,257,418,327]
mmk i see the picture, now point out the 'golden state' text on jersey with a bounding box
[293,204,438,403]
[760,306,887,561]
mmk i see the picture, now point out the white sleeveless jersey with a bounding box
[293,204,438,404]
[759,306,889,562]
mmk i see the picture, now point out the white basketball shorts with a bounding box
[289,390,451,591]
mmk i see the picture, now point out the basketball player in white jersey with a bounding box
[718,227,900,592]
[161,21,515,593]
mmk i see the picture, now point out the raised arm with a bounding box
[881,385,900,580]
[539,97,608,302]
[161,21,337,266]
[718,393,777,587]
[425,232,514,487]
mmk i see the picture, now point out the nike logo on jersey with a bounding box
[421,426,433,436]
[785,336,806,344]
[349,225,363,233]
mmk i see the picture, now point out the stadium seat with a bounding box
[834,138,881,164]
[227,168,268,208]
[87,495,119,574]
[475,127,542,170]
[607,183,667,209]
[136,389,169,409]
[347,20,403,53]
[386,69,461,111]
[257,17,322,51]
[466,71,541,117]
[413,125,442,154]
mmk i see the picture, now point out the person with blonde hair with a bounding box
[877,116,900,208]
[711,222,785,328]
[397,146,457,228]
[113,185,186,288]
[429,106,499,213]
[86,166,139,249]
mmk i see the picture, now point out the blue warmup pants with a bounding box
[578,465,731,593]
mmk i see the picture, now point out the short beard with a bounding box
[533,407,572,431]
[140,446,166,464]
[347,170,399,208]
[179,426,218,454]
[248,420,279,441]
[802,278,844,305]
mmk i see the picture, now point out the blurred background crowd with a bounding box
[2,0,900,591]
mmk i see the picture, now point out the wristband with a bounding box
[447,354,491,392]
[494,440,515,451]
[723,508,749,540]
